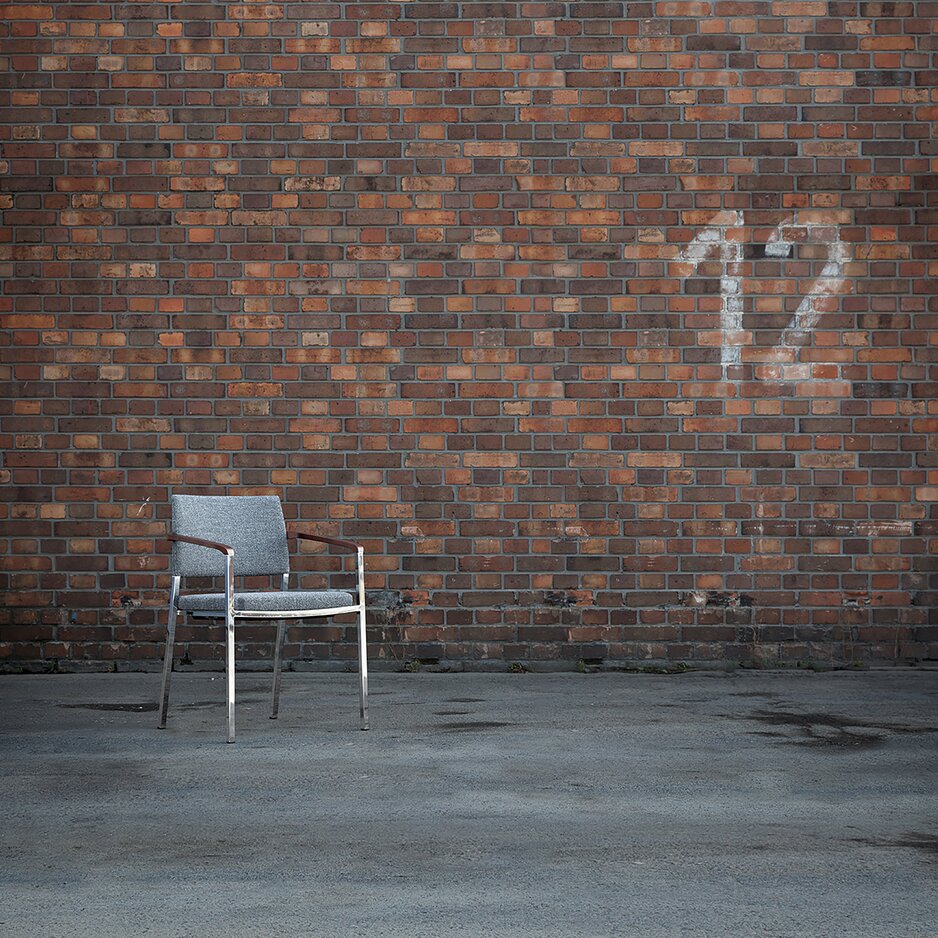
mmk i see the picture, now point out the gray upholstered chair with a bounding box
[159,494,368,743]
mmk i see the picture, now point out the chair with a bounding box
[158,494,368,743]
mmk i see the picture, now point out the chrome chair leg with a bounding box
[158,576,180,729]
[357,606,369,730]
[356,547,369,730]
[225,614,236,743]
[270,619,286,720]
[225,556,236,744]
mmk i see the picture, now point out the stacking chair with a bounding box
[158,494,368,743]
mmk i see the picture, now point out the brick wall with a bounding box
[1,1,936,672]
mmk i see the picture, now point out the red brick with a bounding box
[0,1,931,673]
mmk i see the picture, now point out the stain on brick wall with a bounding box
[1,1,936,671]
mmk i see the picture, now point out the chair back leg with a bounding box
[158,576,180,729]
[270,619,286,720]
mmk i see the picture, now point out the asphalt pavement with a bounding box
[1,669,936,937]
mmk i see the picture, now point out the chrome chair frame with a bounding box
[159,529,368,743]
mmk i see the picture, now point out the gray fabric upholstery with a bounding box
[171,494,290,577]
[176,589,355,613]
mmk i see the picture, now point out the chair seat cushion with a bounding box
[176,590,355,614]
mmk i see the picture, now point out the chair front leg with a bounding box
[158,575,180,729]
[356,546,369,731]
[225,554,236,744]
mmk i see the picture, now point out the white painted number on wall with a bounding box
[675,212,848,378]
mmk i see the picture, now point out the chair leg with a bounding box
[224,555,236,744]
[225,613,234,743]
[270,619,286,720]
[158,576,179,729]
[357,606,369,731]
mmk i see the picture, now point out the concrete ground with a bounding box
[1,670,936,938]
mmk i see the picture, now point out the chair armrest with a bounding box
[292,529,361,552]
[168,533,234,556]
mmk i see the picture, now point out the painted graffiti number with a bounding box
[677,211,847,378]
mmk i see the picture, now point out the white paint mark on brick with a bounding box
[677,211,849,378]
[764,228,792,257]
[676,211,745,372]
[780,233,848,348]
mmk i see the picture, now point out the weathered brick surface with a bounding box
[1,1,936,671]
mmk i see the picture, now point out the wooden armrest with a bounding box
[292,528,361,551]
[168,533,234,556]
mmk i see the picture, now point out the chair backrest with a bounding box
[170,494,289,578]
